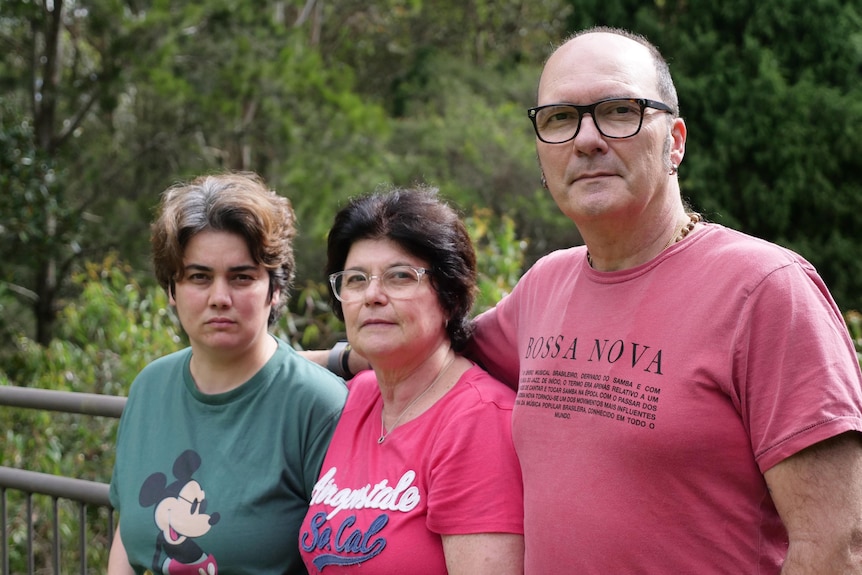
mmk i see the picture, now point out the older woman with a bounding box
[298,186,524,574]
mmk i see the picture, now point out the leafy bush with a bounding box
[467,208,527,313]
[0,255,183,572]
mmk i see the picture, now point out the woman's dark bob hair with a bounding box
[326,185,477,351]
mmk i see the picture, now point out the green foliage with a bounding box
[0,486,114,574]
[0,118,80,341]
[0,0,163,345]
[467,208,527,313]
[379,53,578,263]
[0,123,63,249]
[0,257,183,509]
[0,255,184,571]
[317,0,571,112]
[667,2,862,311]
[101,2,399,285]
[2,255,183,396]
[274,278,349,349]
[0,0,572,346]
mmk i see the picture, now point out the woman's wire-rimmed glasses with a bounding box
[527,98,673,144]
[329,265,429,303]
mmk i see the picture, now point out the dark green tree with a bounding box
[314,0,576,262]
[0,0,155,344]
[0,0,397,344]
[671,0,862,312]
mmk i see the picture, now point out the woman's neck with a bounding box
[189,333,277,394]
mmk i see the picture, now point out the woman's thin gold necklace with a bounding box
[378,355,456,444]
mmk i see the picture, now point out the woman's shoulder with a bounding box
[269,338,348,403]
[122,348,192,410]
[134,347,191,383]
[455,364,516,408]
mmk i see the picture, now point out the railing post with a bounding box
[52,498,60,574]
[0,386,125,573]
[79,503,87,574]
[2,487,7,575]
[27,494,33,575]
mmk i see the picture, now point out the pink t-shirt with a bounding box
[298,365,523,574]
[472,224,862,574]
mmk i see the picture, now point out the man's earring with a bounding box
[541,173,548,189]
[669,164,679,175]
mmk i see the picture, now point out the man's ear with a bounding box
[669,117,687,170]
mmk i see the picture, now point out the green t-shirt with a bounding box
[110,337,347,575]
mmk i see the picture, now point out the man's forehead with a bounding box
[538,33,656,102]
[552,31,650,60]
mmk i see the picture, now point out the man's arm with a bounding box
[764,431,862,574]
[299,349,331,368]
[298,346,370,379]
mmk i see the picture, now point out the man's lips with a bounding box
[575,171,615,181]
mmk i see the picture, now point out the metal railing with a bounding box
[0,386,126,574]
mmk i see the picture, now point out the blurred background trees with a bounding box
[2,0,861,383]
[1,0,860,569]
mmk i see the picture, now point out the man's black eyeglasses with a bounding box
[527,98,674,144]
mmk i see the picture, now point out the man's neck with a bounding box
[580,203,690,272]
